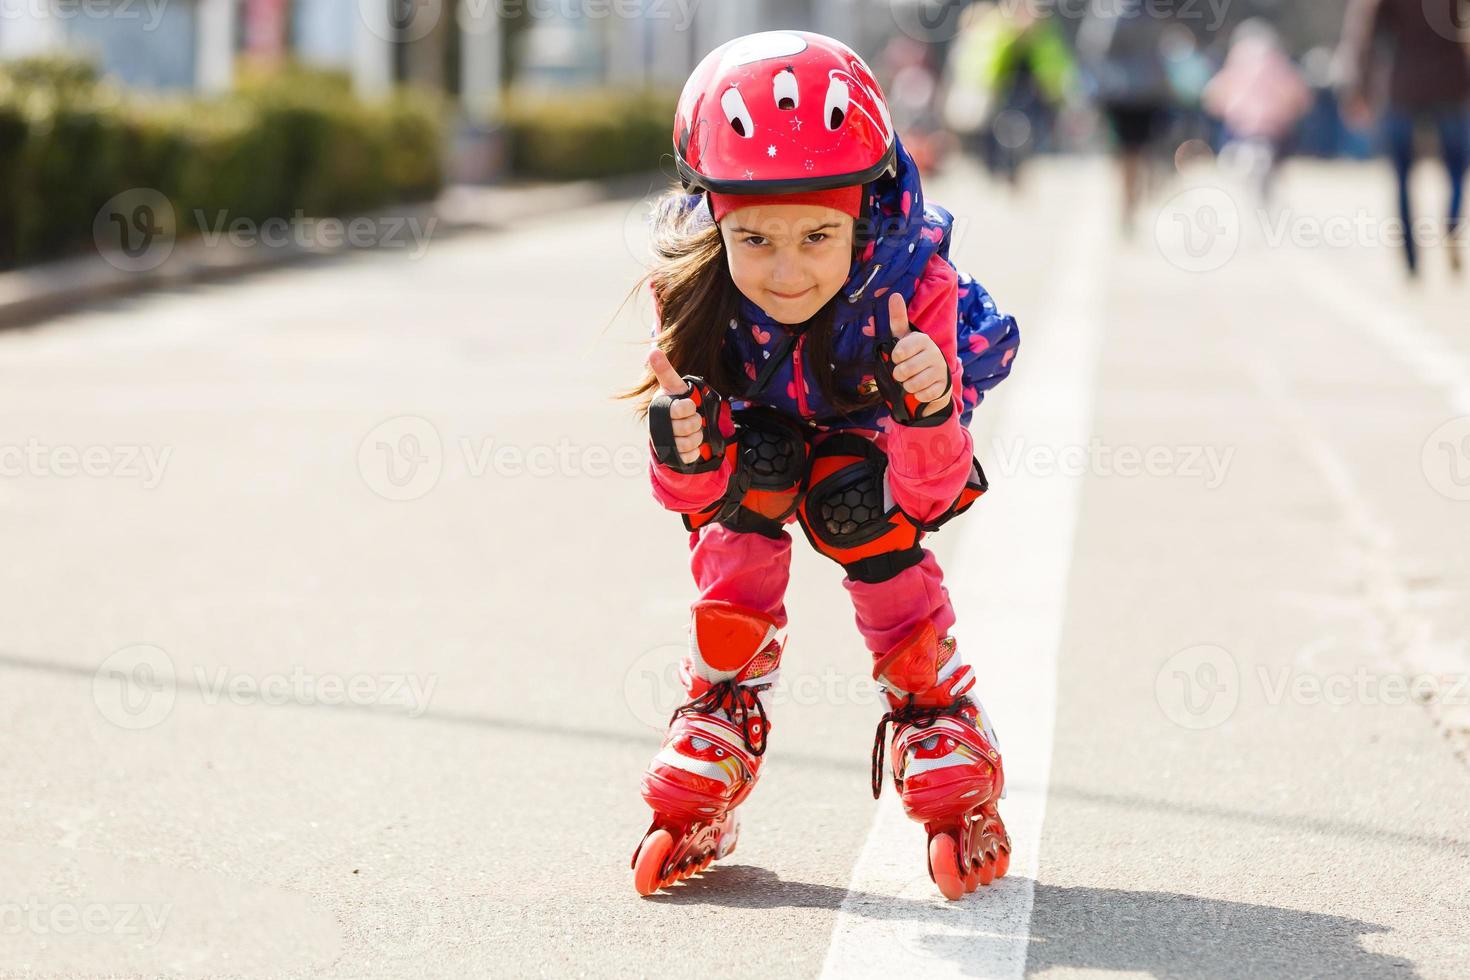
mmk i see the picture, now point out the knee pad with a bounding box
[795,433,926,583]
[684,408,809,538]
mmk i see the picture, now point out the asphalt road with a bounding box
[1,154,1467,979]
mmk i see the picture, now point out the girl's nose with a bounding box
[770,259,805,288]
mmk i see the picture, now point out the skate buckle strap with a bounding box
[673,680,771,757]
[870,695,971,799]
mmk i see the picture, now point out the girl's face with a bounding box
[719,204,856,325]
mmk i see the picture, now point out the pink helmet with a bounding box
[673,30,898,196]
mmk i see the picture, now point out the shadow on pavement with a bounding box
[639,863,933,916]
[647,870,1418,979]
[918,882,1415,979]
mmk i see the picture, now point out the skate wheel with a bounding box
[963,861,981,893]
[977,853,996,886]
[994,848,1010,880]
[929,834,965,901]
[634,829,674,896]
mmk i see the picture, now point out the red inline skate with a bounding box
[871,621,1011,900]
[632,599,783,895]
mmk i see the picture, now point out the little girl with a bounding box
[621,30,1020,900]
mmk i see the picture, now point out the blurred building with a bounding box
[0,0,939,99]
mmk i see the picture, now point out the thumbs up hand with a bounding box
[875,293,954,426]
[647,347,734,473]
[648,348,704,465]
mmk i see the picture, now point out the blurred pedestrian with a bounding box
[1203,19,1312,206]
[943,1,1075,188]
[1337,0,1470,277]
[1076,0,1182,235]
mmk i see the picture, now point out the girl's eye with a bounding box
[741,233,826,247]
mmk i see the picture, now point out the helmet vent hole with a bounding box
[773,68,799,111]
[721,87,754,139]
[823,77,849,131]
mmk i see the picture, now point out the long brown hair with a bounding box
[615,185,883,420]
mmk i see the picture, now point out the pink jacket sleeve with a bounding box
[649,455,732,513]
[645,280,735,514]
[880,254,975,526]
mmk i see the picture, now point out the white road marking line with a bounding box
[1264,257,1470,742]
[819,185,1110,980]
[1294,255,1470,416]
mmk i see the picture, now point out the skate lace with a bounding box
[870,696,971,800]
[672,680,770,757]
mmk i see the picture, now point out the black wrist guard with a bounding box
[875,338,955,428]
[649,375,734,474]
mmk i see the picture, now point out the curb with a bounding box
[0,169,671,329]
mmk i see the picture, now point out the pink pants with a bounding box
[654,416,975,664]
[686,523,956,659]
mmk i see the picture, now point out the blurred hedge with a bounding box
[0,56,448,269]
[502,88,676,182]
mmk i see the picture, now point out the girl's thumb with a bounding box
[648,348,691,396]
[888,292,911,339]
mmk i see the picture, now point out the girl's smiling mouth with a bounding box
[769,287,814,300]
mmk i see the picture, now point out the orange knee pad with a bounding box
[684,407,809,538]
[795,433,988,583]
